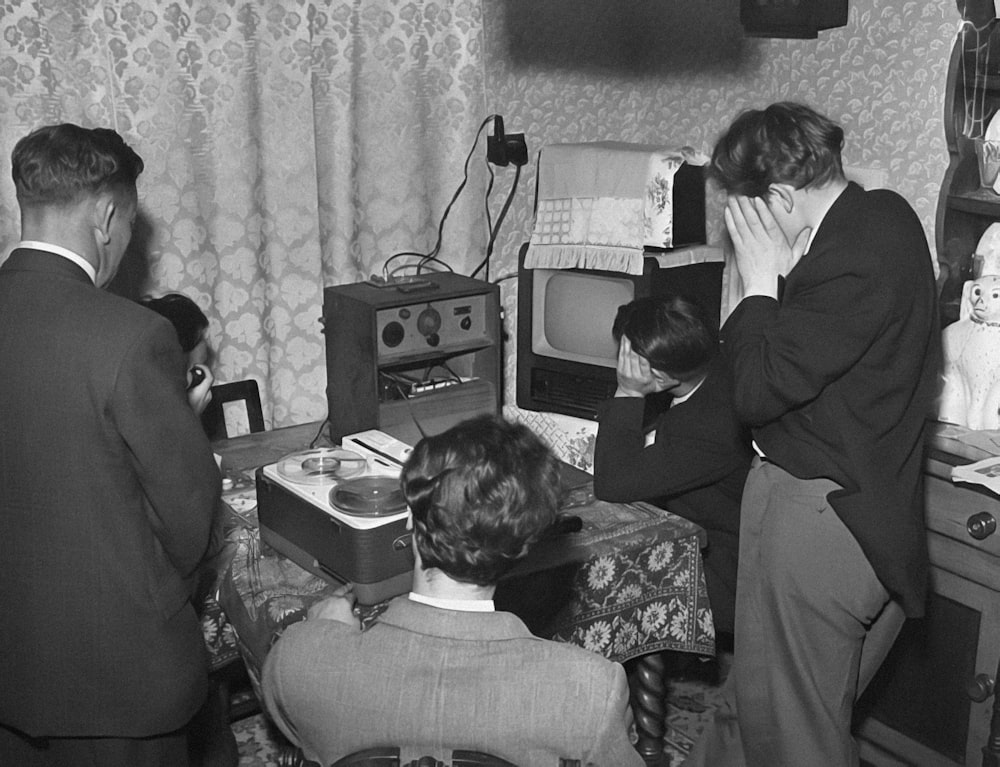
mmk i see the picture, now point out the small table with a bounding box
[213,423,714,766]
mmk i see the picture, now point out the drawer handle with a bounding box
[968,673,995,703]
[967,512,997,540]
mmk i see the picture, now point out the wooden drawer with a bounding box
[924,471,1000,563]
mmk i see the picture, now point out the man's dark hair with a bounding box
[709,101,844,198]
[139,293,209,353]
[612,295,717,381]
[11,123,144,207]
[401,414,561,587]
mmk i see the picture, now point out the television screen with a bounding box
[531,269,634,368]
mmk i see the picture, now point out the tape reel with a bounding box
[329,475,407,517]
[276,447,367,485]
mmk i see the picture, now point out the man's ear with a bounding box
[649,368,677,393]
[767,183,795,214]
[92,192,116,246]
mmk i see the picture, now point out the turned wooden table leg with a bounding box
[630,651,669,767]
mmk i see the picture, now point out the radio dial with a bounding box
[967,511,997,540]
[382,321,405,348]
[417,307,442,337]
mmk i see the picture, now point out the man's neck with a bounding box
[21,205,99,270]
[670,371,707,400]
[411,566,496,602]
[797,179,848,237]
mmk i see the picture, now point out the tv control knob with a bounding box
[417,307,442,337]
[426,333,440,347]
[967,511,997,540]
[382,321,405,348]
[460,316,472,331]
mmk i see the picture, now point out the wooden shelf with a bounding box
[946,188,1000,215]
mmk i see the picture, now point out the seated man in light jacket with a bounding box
[262,414,643,767]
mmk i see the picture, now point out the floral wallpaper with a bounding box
[488,0,960,469]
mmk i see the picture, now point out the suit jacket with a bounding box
[0,248,221,737]
[262,597,644,767]
[593,355,752,635]
[722,183,941,617]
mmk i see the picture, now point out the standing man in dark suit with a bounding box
[0,124,220,766]
[593,294,751,643]
[262,415,644,766]
[688,102,940,767]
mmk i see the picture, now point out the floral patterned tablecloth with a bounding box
[495,494,715,664]
[215,486,714,698]
[208,423,714,699]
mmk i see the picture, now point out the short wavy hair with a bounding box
[709,101,844,198]
[139,293,208,354]
[12,123,143,207]
[612,294,717,382]
[401,415,561,587]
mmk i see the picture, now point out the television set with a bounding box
[516,243,725,421]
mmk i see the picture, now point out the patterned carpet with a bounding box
[232,653,727,767]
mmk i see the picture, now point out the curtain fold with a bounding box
[0,0,489,428]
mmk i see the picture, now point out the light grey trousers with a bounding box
[685,458,906,767]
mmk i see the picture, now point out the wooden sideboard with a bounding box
[855,432,1000,766]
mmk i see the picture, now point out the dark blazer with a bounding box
[722,183,941,617]
[0,248,221,737]
[593,355,752,635]
[262,597,644,767]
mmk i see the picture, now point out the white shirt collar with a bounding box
[18,240,97,285]
[408,592,495,612]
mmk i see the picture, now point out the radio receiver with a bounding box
[323,272,501,444]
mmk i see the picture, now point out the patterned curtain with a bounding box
[0,1,489,427]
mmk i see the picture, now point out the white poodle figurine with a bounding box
[939,273,1000,429]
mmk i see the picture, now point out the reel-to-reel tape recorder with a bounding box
[256,432,416,605]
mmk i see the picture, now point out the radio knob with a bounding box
[417,307,442,337]
[967,673,995,702]
[967,511,997,540]
[460,316,472,331]
[382,321,405,348]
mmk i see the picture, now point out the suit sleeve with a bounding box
[722,248,888,426]
[585,662,645,767]
[112,319,220,578]
[593,392,743,502]
[261,638,305,750]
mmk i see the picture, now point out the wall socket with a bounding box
[487,115,528,167]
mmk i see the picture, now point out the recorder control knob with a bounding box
[382,321,405,348]
[967,511,997,540]
[417,307,442,340]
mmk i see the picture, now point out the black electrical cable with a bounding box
[471,161,521,281]
[380,115,494,280]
